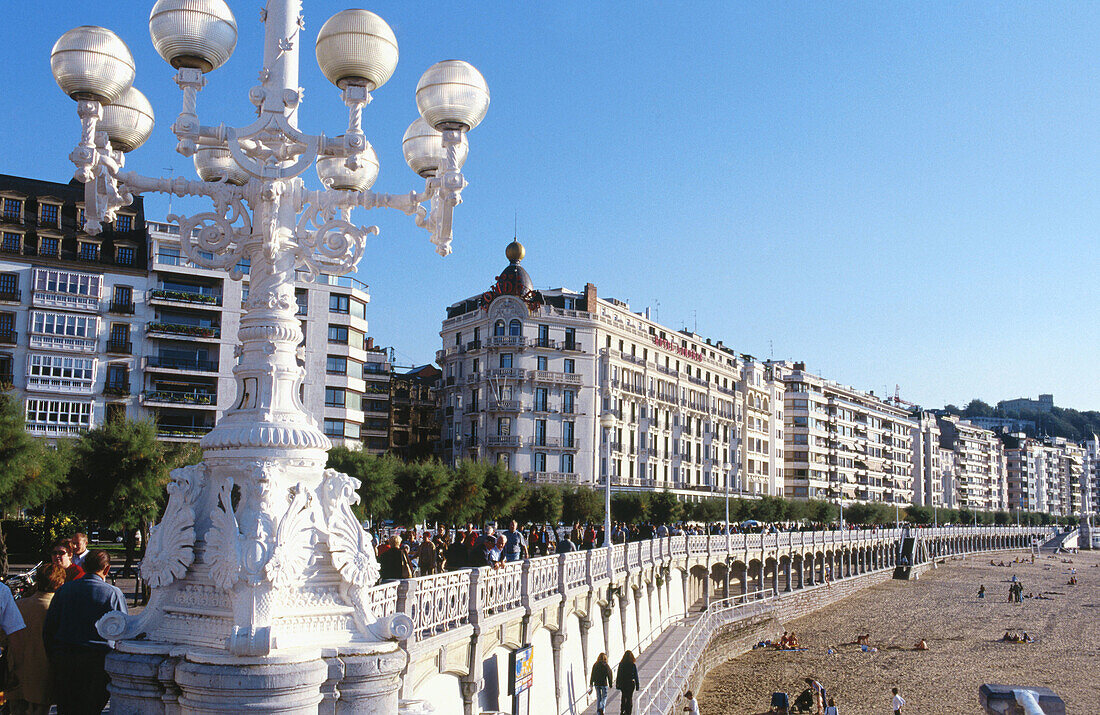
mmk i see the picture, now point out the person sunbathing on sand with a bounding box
[855,633,870,645]
[788,632,801,648]
[913,639,928,650]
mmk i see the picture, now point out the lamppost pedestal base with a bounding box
[106,640,407,714]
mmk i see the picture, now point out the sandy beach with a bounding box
[699,549,1100,714]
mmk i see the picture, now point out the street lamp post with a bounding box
[601,412,616,547]
[49,1,488,710]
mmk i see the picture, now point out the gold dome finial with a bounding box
[506,239,525,263]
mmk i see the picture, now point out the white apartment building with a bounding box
[146,221,388,450]
[1084,435,1099,516]
[937,415,1006,511]
[437,241,786,500]
[910,411,944,507]
[0,175,151,436]
[1002,432,1087,516]
[775,362,915,506]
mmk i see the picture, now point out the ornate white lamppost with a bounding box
[50,1,488,712]
[601,412,616,547]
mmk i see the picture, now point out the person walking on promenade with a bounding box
[589,652,613,715]
[891,687,905,714]
[42,550,127,714]
[7,563,65,715]
[417,532,438,575]
[615,651,640,715]
[379,535,413,580]
[503,521,528,563]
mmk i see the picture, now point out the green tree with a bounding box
[479,462,525,522]
[562,487,603,525]
[690,498,724,525]
[611,492,651,523]
[650,490,683,525]
[390,460,452,525]
[519,485,563,525]
[0,393,69,574]
[67,418,171,575]
[905,505,934,525]
[326,447,398,524]
[437,460,487,526]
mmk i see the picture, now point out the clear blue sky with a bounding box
[5,2,1099,410]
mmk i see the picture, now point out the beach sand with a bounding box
[699,550,1100,714]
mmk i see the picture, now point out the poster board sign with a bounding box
[509,644,534,696]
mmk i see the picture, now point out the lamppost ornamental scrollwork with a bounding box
[49,0,489,661]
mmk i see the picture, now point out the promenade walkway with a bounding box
[581,611,704,715]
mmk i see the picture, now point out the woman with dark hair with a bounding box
[615,650,640,715]
[589,652,613,715]
[50,543,83,582]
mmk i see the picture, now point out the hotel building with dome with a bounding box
[436,241,788,501]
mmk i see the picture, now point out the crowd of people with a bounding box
[0,532,128,714]
[372,519,831,581]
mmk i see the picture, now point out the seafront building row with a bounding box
[436,242,1096,517]
[0,173,1091,516]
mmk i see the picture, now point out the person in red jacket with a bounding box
[50,543,84,582]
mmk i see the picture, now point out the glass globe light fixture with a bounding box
[50,26,135,103]
[193,147,249,185]
[316,144,380,191]
[415,60,489,132]
[98,87,155,152]
[401,117,468,178]
[149,0,237,73]
[315,9,398,90]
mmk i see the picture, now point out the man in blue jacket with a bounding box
[43,549,127,714]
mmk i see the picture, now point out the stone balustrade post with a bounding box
[521,559,534,612]
[469,568,485,630]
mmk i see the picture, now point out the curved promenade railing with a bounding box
[355,525,1046,647]
[639,588,778,715]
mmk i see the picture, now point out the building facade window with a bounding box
[537,324,549,346]
[534,452,546,472]
[534,388,548,411]
[564,327,576,349]
[25,398,91,433]
[326,355,347,374]
[114,214,133,232]
[499,353,512,368]
[39,203,59,227]
[116,246,135,265]
[105,363,128,391]
[561,453,574,473]
[508,319,521,336]
[563,358,575,374]
[295,289,308,316]
[0,273,17,300]
[325,387,346,407]
[329,294,350,314]
[493,320,505,336]
[27,354,97,393]
[39,236,59,258]
[328,325,349,344]
[3,199,22,222]
[323,418,344,437]
[35,269,101,298]
[78,242,100,261]
[497,417,511,436]
[563,421,575,448]
[534,419,546,446]
[2,233,21,253]
[537,356,548,370]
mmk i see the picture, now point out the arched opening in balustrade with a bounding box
[710,561,731,599]
[748,559,764,594]
[764,557,779,594]
[823,550,835,583]
[779,555,793,592]
[803,552,816,586]
[689,564,710,610]
[730,560,748,596]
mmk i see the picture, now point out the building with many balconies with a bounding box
[145,220,385,447]
[0,174,150,436]
[937,414,1006,511]
[774,362,915,506]
[436,241,786,501]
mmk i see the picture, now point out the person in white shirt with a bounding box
[892,687,905,714]
[682,690,699,715]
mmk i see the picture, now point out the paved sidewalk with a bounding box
[581,611,703,715]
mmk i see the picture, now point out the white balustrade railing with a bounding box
[387,526,1048,648]
[638,589,778,715]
